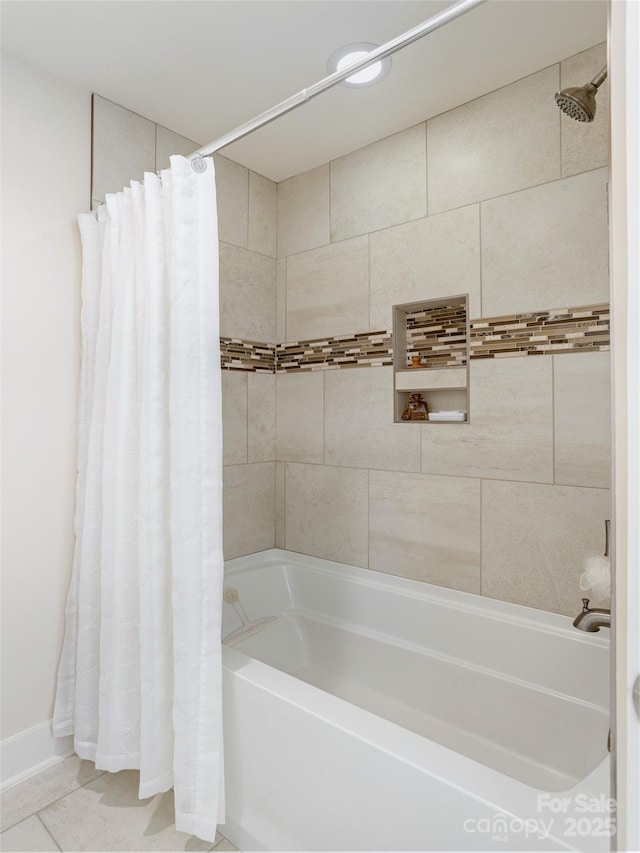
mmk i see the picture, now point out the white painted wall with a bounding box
[1,53,90,757]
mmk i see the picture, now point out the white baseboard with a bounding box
[1,721,73,791]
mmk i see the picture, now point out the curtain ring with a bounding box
[191,154,207,174]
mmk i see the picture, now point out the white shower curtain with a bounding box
[53,155,224,842]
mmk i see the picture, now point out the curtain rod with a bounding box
[189,0,487,160]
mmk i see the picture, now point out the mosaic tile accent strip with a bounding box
[219,303,609,374]
[469,303,610,359]
[276,331,393,373]
[406,302,467,368]
[220,337,275,373]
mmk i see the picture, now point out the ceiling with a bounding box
[1,0,607,182]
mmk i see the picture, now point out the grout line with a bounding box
[35,813,61,852]
[479,478,484,597]
[367,468,371,570]
[322,371,326,466]
[367,233,371,332]
[424,120,429,217]
[246,372,250,463]
[271,460,610,491]
[274,369,279,462]
[283,462,288,549]
[558,62,564,179]
[272,455,277,547]
[283,460,287,549]
[218,238,275,262]
[246,169,251,251]
[478,203,483,315]
[90,95,96,208]
[551,355,556,484]
[328,161,333,244]
[154,122,158,172]
[212,834,238,852]
[275,179,281,261]
[284,256,288,345]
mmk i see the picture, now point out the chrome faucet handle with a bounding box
[581,598,590,612]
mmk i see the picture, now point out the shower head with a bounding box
[555,65,607,122]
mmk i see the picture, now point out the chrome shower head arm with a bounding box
[591,66,608,89]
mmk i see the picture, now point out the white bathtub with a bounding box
[220,550,611,852]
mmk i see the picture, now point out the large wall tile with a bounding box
[214,154,249,248]
[369,205,480,330]
[481,168,609,316]
[421,358,553,483]
[248,171,277,258]
[276,258,287,343]
[248,373,276,462]
[369,470,481,593]
[275,461,286,548]
[561,43,609,177]
[276,372,324,464]
[92,96,156,202]
[554,352,610,488]
[330,124,427,242]
[427,65,561,214]
[219,243,276,341]
[277,165,330,257]
[285,463,368,567]
[286,236,369,340]
[325,367,420,472]
[222,371,247,465]
[155,126,198,170]
[223,462,275,560]
[482,480,610,615]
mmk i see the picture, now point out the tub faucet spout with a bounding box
[573,598,611,632]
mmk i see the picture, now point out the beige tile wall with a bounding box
[277,164,330,257]
[275,42,611,617]
[554,352,611,489]
[369,204,481,328]
[214,153,276,557]
[276,372,324,464]
[285,463,369,567]
[369,471,481,593]
[286,236,369,340]
[426,66,562,214]
[330,124,427,241]
[420,357,554,482]
[482,480,611,615]
[324,368,420,472]
[94,42,611,614]
[481,168,609,316]
[223,462,275,559]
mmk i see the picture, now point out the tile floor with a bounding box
[1,757,239,852]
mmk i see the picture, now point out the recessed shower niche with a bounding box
[393,295,470,423]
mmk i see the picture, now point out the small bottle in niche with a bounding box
[401,393,429,421]
[408,355,422,369]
